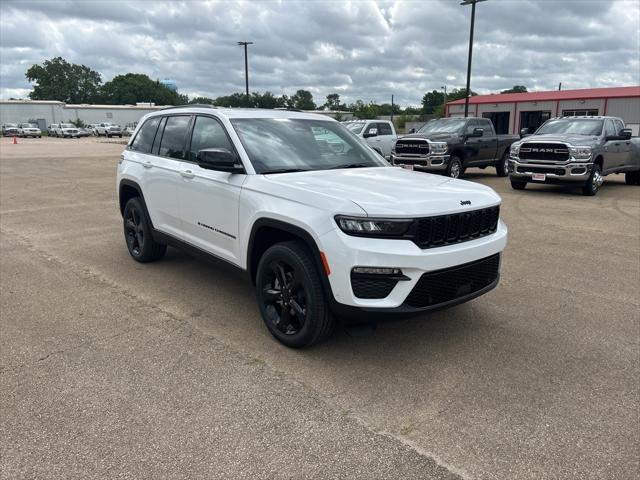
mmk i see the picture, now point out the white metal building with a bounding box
[446,86,640,135]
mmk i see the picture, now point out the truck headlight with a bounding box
[570,146,592,161]
[430,142,448,155]
[510,144,521,158]
[335,215,412,237]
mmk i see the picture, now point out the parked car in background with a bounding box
[509,116,640,195]
[48,124,58,136]
[2,123,19,136]
[392,117,520,178]
[123,125,136,136]
[53,123,80,138]
[342,120,397,159]
[77,127,93,137]
[94,123,123,137]
[87,124,100,135]
[17,123,42,138]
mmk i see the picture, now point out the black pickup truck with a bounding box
[391,117,520,178]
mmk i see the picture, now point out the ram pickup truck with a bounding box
[509,116,640,195]
[391,117,519,178]
[343,120,397,159]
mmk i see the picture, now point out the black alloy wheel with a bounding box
[123,197,166,262]
[256,241,334,348]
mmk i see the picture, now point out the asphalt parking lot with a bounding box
[1,136,638,479]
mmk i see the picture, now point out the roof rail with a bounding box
[274,107,302,112]
[161,104,218,110]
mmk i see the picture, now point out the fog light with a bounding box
[352,267,402,275]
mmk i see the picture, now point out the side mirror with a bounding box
[408,128,416,134]
[620,128,632,140]
[196,148,244,173]
[467,127,483,137]
[520,127,532,138]
[363,128,378,138]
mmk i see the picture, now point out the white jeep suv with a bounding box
[117,106,507,347]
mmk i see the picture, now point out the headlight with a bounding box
[510,143,521,157]
[570,146,592,161]
[430,142,448,155]
[335,215,412,237]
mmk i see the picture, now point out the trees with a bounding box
[423,88,476,117]
[501,85,528,94]
[324,93,347,110]
[25,57,102,103]
[101,73,185,105]
[290,89,316,110]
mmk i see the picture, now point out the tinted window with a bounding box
[377,123,393,135]
[159,116,190,159]
[152,117,167,155]
[189,116,234,161]
[131,117,160,153]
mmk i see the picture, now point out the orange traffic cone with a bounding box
[12,135,17,144]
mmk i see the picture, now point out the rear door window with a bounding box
[377,123,393,135]
[130,117,160,154]
[158,116,191,159]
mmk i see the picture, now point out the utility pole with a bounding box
[391,94,394,122]
[461,0,487,117]
[441,85,447,117]
[237,41,253,105]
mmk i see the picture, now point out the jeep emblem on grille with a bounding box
[460,200,471,206]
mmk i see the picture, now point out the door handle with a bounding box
[143,160,152,169]
[180,169,195,179]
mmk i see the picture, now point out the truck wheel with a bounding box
[625,171,640,185]
[256,241,334,348]
[496,151,510,177]
[510,179,527,190]
[446,156,463,178]
[582,164,603,196]
[123,197,167,262]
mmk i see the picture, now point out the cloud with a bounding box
[1,0,638,106]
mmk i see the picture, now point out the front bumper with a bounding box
[509,158,592,183]
[318,219,507,314]
[391,154,450,172]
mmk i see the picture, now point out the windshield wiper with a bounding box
[329,163,371,170]
[262,168,310,174]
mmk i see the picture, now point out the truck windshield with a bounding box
[418,118,467,134]
[344,122,365,135]
[536,119,603,136]
[61,123,74,128]
[231,118,387,173]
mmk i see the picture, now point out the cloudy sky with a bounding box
[1,0,639,106]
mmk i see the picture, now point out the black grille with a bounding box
[351,275,398,299]
[519,143,570,162]
[394,140,430,156]
[517,165,565,175]
[413,206,499,249]
[405,254,500,308]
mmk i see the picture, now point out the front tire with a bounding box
[256,241,334,348]
[446,156,463,178]
[123,197,166,262]
[510,179,527,190]
[496,151,510,177]
[582,164,603,196]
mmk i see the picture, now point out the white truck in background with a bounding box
[343,120,397,160]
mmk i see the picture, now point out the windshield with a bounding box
[536,119,603,135]
[5,123,17,127]
[418,118,467,134]
[61,123,75,128]
[21,123,37,128]
[344,122,365,135]
[231,118,387,173]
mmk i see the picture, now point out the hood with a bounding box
[261,167,501,217]
[399,132,460,142]
[520,133,599,147]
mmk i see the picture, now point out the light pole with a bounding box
[441,85,447,117]
[237,41,253,105]
[461,0,486,117]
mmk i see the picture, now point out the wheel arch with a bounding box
[247,219,332,295]
[593,155,604,169]
[118,180,156,231]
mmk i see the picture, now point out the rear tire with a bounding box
[123,197,166,262]
[256,241,334,348]
[625,171,640,185]
[446,156,463,178]
[510,179,527,190]
[582,164,603,196]
[496,151,510,177]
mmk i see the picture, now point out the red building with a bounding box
[446,86,640,135]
